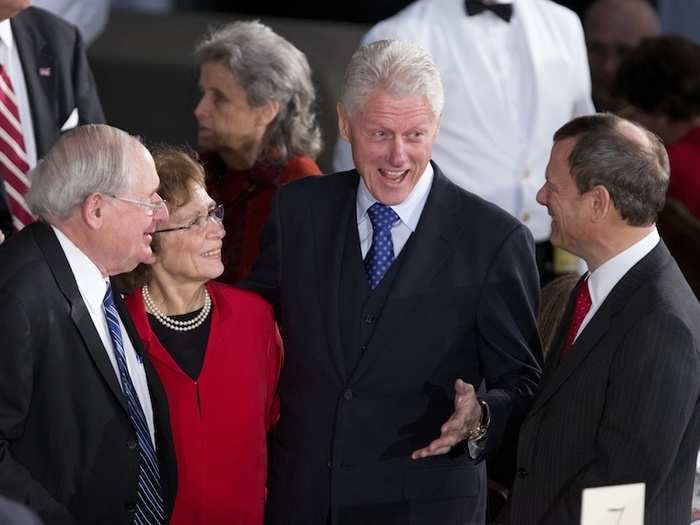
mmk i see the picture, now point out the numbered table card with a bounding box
[580,482,645,525]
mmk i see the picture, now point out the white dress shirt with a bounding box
[356,162,434,257]
[0,20,37,169]
[334,0,594,242]
[575,228,660,341]
[52,225,157,447]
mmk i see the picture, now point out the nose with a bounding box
[535,184,547,206]
[206,217,226,239]
[194,96,208,121]
[388,138,407,167]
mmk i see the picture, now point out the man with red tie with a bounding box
[0,0,103,236]
[510,113,700,525]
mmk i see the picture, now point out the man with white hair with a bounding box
[242,39,542,524]
[334,0,595,282]
[0,124,177,525]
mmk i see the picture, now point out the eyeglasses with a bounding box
[105,193,167,216]
[155,203,224,234]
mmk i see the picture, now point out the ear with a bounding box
[588,185,612,223]
[82,193,105,230]
[337,103,351,142]
[256,99,281,128]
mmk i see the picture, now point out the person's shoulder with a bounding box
[440,170,525,231]
[211,281,271,311]
[364,0,440,41]
[0,496,41,525]
[280,155,322,183]
[529,0,582,28]
[12,6,79,41]
[280,169,355,199]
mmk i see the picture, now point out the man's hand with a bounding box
[0,230,4,244]
[411,379,482,459]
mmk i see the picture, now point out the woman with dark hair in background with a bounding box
[123,147,282,525]
[194,20,322,283]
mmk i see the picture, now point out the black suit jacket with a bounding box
[0,7,105,234]
[241,164,542,524]
[0,222,176,525]
[510,241,700,525]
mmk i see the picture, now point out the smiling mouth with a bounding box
[202,249,221,257]
[379,169,409,182]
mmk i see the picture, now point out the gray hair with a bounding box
[340,39,444,117]
[26,124,141,220]
[195,20,321,163]
[553,113,669,226]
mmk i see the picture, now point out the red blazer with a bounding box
[125,282,282,525]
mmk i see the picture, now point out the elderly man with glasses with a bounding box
[0,124,177,525]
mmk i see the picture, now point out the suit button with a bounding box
[126,439,137,450]
[124,502,136,514]
[327,460,333,469]
[360,345,368,353]
[344,389,353,401]
[364,315,375,324]
[517,468,528,479]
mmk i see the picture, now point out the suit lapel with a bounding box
[314,171,358,383]
[532,242,672,411]
[31,222,128,413]
[11,12,55,158]
[351,164,463,382]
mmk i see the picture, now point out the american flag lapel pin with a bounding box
[39,67,51,77]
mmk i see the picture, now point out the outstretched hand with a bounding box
[411,379,482,460]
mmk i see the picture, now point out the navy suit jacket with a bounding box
[241,163,542,524]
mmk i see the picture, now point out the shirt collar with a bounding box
[52,225,110,309]
[356,162,435,232]
[587,228,660,311]
[0,20,13,55]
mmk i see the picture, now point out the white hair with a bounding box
[340,39,444,117]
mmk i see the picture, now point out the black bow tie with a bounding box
[465,0,513,22]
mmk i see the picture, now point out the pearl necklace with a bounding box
[142,284,211,332]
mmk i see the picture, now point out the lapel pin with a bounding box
[39,67,51,77]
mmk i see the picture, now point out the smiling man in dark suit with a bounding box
[0,124,176,525]
[0,0,104,236]
[241,39,542,525]
[510,113,700,525]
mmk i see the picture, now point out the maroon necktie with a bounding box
[560,277,591,358]
[0,63,32,230]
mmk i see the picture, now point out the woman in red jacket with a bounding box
[194,20,323,284]
[123,147,281,525]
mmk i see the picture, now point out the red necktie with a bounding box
[560,277,592,358]
[0,63,33,230]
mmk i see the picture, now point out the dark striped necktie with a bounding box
[103,284,165,525]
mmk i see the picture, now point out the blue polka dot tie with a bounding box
[364,203,400,290]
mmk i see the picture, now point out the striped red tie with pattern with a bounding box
[0,63,32,230]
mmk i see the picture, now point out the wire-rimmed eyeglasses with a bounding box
[105,193,167,216]
[154,204,225,234]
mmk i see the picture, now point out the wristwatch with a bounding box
[466,399,490,441]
